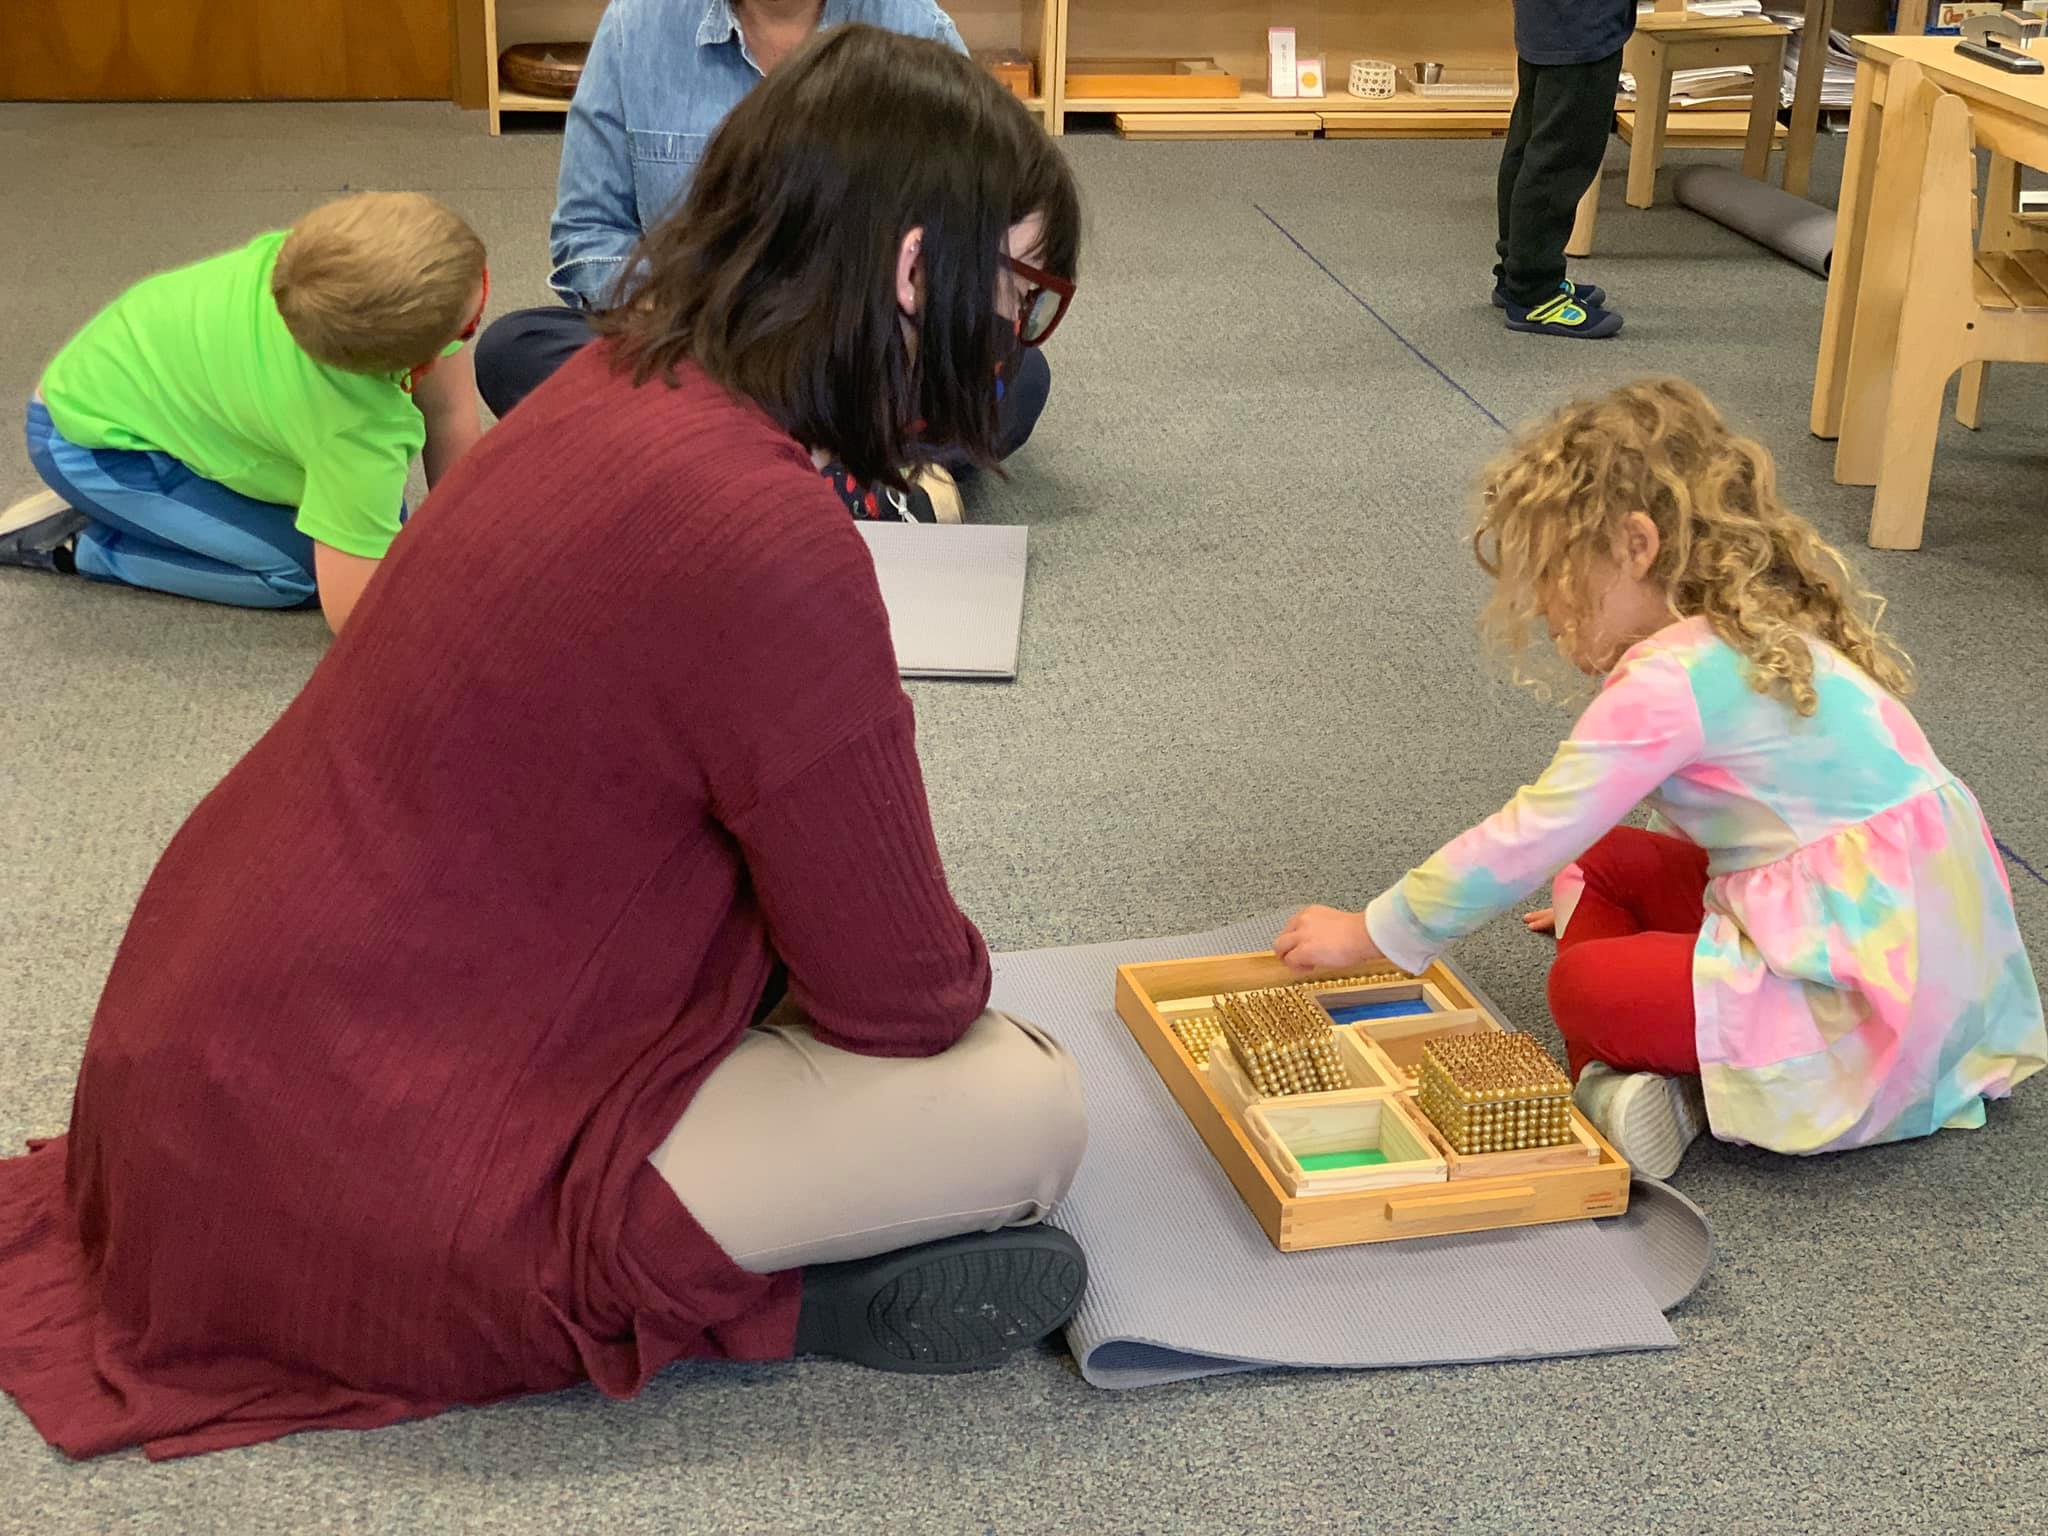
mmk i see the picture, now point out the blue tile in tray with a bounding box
[1326,997,1436,1024]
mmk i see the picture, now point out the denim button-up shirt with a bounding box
[548,0,968,308]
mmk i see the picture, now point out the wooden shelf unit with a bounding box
[1061,0,1516,132]
[483,0,1057,133]
[476,0,1857,145]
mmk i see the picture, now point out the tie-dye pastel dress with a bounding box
[1364,616,2045,1155]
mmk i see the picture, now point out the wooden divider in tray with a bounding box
[1116,950,1630,1251]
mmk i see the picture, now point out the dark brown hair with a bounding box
[595,24,1081,489]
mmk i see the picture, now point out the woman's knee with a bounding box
[957,1009,1088,1204]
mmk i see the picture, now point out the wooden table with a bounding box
[1810,34,2048,487]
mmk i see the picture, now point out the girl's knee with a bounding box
[1547,942,1607,1023]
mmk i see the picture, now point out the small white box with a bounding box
[1268,27,1298,98]
[1296,55,1326,98]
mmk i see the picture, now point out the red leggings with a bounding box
[1548,828,1707,1080]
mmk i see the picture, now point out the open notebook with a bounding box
[853,521,1030,681]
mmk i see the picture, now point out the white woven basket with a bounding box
[1347,58,1396,99]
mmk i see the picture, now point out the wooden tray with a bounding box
[1116,949,1630,1251]
[1069,56,1241,100]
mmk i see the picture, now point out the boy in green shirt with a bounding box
[2,192,488,634]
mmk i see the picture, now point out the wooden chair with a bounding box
[1624,3,1790,210]
[1869,89,2048,550]
[1956,153,2048,430]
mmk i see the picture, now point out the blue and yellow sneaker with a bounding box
[1503,290,1624,339]
[1493,277,1609,311]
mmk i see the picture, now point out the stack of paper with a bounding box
[1620,64,1759,106]
[1766,11,1857,108]
[1638,0,1764,14]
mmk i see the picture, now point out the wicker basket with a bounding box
[499,42,590,100]
[1347,58,1397,99]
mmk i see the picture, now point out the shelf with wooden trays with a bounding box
[1118,949,1629,1252]
[466,0,1849,153]
[480,0,1059,133]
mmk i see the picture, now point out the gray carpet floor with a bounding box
[3,102,2046,1535]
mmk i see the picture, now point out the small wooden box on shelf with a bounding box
[1116,949,1629,1252]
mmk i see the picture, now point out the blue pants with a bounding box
[25,399,320,609]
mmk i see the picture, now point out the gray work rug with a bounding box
[989,912,1714,1390]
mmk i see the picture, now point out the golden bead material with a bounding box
[1416,1033,1573,1154]
[1172,1013,1225,1063]
[1214,983,1353,1098]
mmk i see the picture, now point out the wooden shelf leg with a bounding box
[1741,45,1782,181]
[1627,39,1671,209]
[1812,57,1883,439]
[1783,0,1832,197]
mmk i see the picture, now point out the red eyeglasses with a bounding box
[403,266,491,393]
[1003,254,1074,348]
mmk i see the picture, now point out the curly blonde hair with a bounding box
[1471,377,1912,715]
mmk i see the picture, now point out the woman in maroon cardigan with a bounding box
[0,26,1086,1460]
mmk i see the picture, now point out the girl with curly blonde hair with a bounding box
[1276,379,2043,1177]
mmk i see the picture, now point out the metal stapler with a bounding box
[1959,12,2046,73]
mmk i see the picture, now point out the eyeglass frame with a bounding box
[1002,254,1074,348]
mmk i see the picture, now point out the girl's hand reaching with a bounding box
[1273,905,1385,974]
[1523,907,1557,935]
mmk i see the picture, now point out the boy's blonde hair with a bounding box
[1472,378,1912,715]
[272,192,485,376]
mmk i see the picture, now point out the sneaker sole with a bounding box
[807,1229,1086,1374]
[1607,1074,1706,1180]
[1504,315,1623,339]
[0,489,70,538]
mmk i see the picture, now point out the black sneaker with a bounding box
[793,1226,1087,1374]
[1492,276,1607,311]
[0,491,87,573]
[1503,291,1624,339]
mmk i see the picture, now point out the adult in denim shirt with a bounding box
[475,0,1056,504]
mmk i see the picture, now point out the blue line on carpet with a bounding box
[1254,203,1507,432]
[1999,838,2048,889]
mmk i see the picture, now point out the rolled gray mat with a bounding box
[1672,164,1836,277]
[1608,1175,1716,1312]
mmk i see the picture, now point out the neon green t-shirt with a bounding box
[39,232,426,559]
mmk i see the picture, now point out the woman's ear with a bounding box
[896,226,924,315]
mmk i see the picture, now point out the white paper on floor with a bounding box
[854,521,1028,681]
